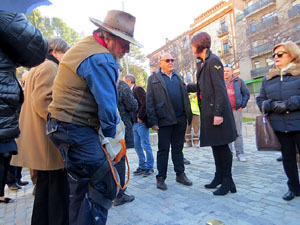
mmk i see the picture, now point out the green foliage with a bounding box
[25,9,80,46]
[120,45,149,89]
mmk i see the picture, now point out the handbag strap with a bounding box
[262,101,265,115]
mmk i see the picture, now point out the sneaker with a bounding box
[238,154,247,162]
[113,193,135,206]
[143,169,154,177]
[133,167,145,176]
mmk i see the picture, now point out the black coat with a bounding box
[187,49,237,147]
[146,69,192,127]
[0,11,48,143]
[256,62,300,132]
[117,80,138,148]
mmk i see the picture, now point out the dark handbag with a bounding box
[256,102,281,151]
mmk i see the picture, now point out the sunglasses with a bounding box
[272,51,288,58]
[224,64,233,68]
[162,59,175,63]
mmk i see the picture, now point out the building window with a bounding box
[252,41,259,48]
[261,12,277,22]
[221,21,228,34]
[266,58,273,66]
[254,61,260,69]
[223,42,229,54]
[250,21,256,32]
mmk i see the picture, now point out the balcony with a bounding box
[246,16,278,35]
[236,13,244,22]
[288,4,300,18]
[244,0,276,17]
[248,43,273,58]
[250,65,272,78]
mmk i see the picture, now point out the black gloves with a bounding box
[271,101,287,114]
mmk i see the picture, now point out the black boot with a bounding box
[213,176,236,196]
[204,173,222,189]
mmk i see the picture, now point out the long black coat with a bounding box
[118,80,138,148]
[187,49,237,147]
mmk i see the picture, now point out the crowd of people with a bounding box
[0,7,300,225]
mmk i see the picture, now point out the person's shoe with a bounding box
[113,193,135,206]
[183,157,191,165]
[237,154,247,162]
[0,197,14,204]
[156,176,167,190]
[277,156,283,162]
[282,190,300,201]
[143,169,154,177]
[176,173,193,186]
[133,167,145,176]
[204,173,222,189]
[213,183,237,196]
[17,180,29,186]
[8,183,21,191]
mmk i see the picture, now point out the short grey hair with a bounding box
[124,74,135,84]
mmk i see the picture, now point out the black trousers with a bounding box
[212,144,233,180]
[31,169,69,225]
[276,131,300,193]
[0,154,10,197]
[115,156,126,197]
[157,116,186,178]
[7,165,22,185]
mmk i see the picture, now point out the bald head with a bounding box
[159,53,174,75]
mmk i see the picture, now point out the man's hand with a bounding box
[213,116,223,125]
[152,125,159,131]
[137,118,143,123]
[271,101,287,114]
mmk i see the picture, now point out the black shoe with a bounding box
[156,176,167,190]
[133,167,145,176]
[176,173,193,186]
[183,157,191,165]
[204,173,222,189]
[143,169,154,177]
[282,190,300,201]
[17,180,29,186]
[8,183,21,191]
[213,183,237,196]
[113,193,135,206]
[277,156,283,162]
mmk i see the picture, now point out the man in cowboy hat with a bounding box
[47,10,142,225]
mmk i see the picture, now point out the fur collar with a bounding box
[266,61,300,80]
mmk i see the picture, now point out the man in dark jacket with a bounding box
[224,64,250,162]
[0,11,48,204]
[124,74,154,178]
[146,53,193,191]
[114,65,138,206]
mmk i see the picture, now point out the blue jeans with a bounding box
[47,118,115,225]
[133,123,154,170]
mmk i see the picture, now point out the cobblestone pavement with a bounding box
[1,135,300,225]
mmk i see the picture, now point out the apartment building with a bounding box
[236,0,300,81]
[147,32,196,82]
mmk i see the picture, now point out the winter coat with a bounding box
[118,80,138,148]
[11,60,64,170]
[0,11,47,150]
[227,76,250,110]
[187,49,237,147]
[147,69,192,127]
[256,62,300,132]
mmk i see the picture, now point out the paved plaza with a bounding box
[0,133,300,225]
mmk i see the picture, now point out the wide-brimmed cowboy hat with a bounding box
[90,10,143,48]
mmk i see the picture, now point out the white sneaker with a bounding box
[238,154,247,162]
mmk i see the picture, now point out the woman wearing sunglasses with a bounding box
[187,32,237,196]
[256,41,300,201]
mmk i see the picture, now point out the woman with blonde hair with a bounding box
[256,41,300,201]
